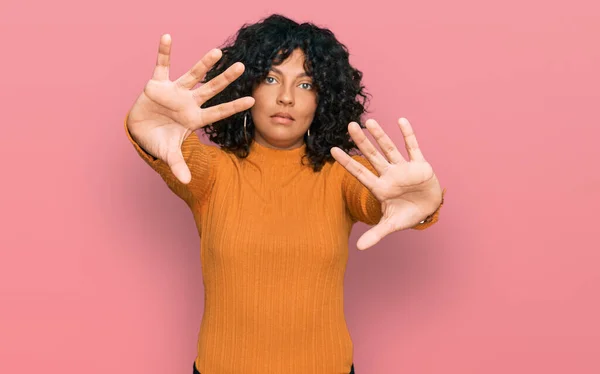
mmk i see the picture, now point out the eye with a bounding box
[265,76,277,84]
[299,82,313,90]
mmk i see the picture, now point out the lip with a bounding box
[271,116,294,125]
[271,112,295,120]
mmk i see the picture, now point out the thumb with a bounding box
[166,149,191,184]
[356,222,393,251]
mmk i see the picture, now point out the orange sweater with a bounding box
[125,118,441,373]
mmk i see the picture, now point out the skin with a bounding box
[250,49,317,150]
[128,34,444,248]
[247,48,444,245]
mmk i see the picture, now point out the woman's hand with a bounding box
[331,117,443,250]
[126,34,255,184]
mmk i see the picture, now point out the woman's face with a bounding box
[250,49,318,150]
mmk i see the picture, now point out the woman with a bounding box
[125,14,444,374]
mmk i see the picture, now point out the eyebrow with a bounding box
[270,67,310,78]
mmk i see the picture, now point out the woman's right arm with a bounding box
[123,34,254,207]
[124,113,218,209]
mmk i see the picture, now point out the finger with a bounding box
[364,119,405,164]
[330,147,378,190]
[152,34,172,81]
[166,149,192,184]
[398,118,425,162]
[175,48,223,89]
[192,62,245,104]
[196,96,255,128]
[347,121,389,174]
[356,222,393,251]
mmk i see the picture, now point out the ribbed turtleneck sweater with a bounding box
[124,117,440,373]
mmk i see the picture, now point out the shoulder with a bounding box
[186,133,229,163]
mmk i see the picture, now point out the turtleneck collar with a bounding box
[247,140,308,167]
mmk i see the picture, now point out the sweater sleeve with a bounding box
[341,155,445,230]
[124,114,219,209]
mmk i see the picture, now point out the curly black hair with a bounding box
[200,14,371,172]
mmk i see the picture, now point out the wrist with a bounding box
[418,188,446,224]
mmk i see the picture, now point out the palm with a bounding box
[127,34,255,184]
[331,118,443,250]
[376,160,438,226]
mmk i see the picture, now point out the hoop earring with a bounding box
[307,128,311,137]
[243,113,249,144]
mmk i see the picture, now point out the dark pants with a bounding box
[193,361,355,373]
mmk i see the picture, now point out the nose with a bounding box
[276,85,294,106]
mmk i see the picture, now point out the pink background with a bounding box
[1,0,599,373]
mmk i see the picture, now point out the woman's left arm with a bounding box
[334,117,445,251]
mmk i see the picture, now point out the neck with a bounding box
[247,139,308,168]
[253,134,305,150]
